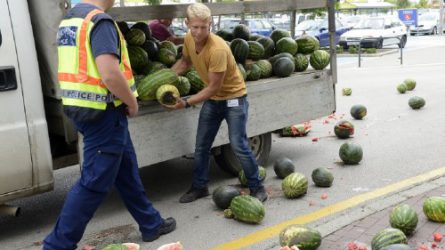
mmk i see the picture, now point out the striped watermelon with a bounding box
[229,195,265,224]
[173,76,190,96]
[230,38,249,64]
[309,50,330,70]
[232,24,250,40]
[282,172,308,199]
[127,46,149,72]
[247,41,265,60]
[279,225,322,250]
[255,59,273,78]
[311,167,334,187]
[186,70,205,94]
[126,28,146,46]
[293,54,309,72]
[371,228,408,250]
[273,57,295,78]
[131,22,152,40]
[269,52,294,65]
[275,37,298,55]
[238,166,266,186]
[256,37,275,59]
[423,196,445,222]
[339,142,363,165]
[389,204,418,235]
[159,41,177,56]
[246,63,262,81]
[158,48,177,67]
[215,30,234,41]
[295,35,320,55]
[270,29,291,44]
[137,69,178,101]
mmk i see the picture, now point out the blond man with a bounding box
[169,3,267,203]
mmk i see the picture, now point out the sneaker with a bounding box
[143,217,176,242]
[179,186,209,203]
[250,186,268,202]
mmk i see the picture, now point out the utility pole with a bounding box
[119,0,125,7]
[439,0,444,35]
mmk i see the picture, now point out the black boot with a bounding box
[179,186,209,203]
[250,186,268,202]
[143,217,176,242]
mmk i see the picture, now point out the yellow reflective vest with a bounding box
[58,9,137,111]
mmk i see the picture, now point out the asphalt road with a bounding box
[1,35,445,250]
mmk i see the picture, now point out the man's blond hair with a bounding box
[186,3,211,21]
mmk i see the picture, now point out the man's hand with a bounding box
[126,99,139,117]
[164,96,186,110]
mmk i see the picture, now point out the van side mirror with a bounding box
[319,27,327,32]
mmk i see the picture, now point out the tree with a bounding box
[143,0,162,5]
[385,0,411,9]
[415,0,429,9]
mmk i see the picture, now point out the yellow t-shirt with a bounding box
[183,32,246,100]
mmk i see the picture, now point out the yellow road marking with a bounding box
[211,166,445,250]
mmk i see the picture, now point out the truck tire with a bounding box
[213,132,272,176]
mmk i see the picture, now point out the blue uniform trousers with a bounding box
[43,106,163,250]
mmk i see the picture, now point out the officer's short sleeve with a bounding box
[90,19,120,59]
[209,49,228,73]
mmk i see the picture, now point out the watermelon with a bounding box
[137,69,178,101]
[255,59,273,79]
[371,228,408,250]
[293,54,309,72]
[342,88,352,96]
[230,195,265,224]
[102,243,140,250]
[256,37,275,58]
[423,196,445,222]
[144,61,167,75]
[230,38,249,64]
[389,204,418,235]
[212,186,241,209]
[339,142,363,165]
[156,84,180,106]
[127,46,149,72]
[279,224,322,250]
[311,167,334,187]
[141,40,160,61]
[238,166,266,186]
[350,104,367,120]
[215,30,234,41]
[403,79,416,90]
[176,76,191,96]
[186,70,205,94]
[249,34,263,41]
[280,123,311,137]
[274,157,295,179]
[117,21,130,36]
[282,172,308,199]
[334,120,354,139]
[295,35,320,55]
[269,52,294,65]
[156,242,183,250]
[126,28,146,46]
[270,29,291,44]
[232,24,250,41]
[309,50,330,70]
[246,63,262,81]
[158,48,177,67]
[273,57,295,78]
[159,41,177,56]
[397,84,407,94]
[408,96,425,109]
[275,37,298,55]
[131,22,152,40]
[247,41,265,60]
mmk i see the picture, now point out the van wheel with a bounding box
[213,133,272,176]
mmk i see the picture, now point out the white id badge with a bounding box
[227,99,239,107]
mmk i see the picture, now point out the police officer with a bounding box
[43,1,175,249]
[168,3,268,203]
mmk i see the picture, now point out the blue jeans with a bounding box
[43,106,163,250]
[192,96,262,190]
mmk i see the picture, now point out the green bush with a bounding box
[365,48,377,54]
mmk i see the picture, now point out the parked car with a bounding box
[341,15,365,29]
[410,12,441,35]
[218,19,276,36]
[339,16,407,49]
[170,25,187,37]
[294,19,350,47]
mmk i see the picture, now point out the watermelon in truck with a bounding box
[0,0,337,215]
